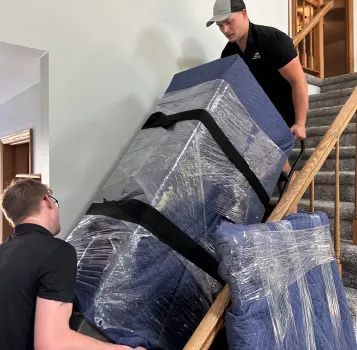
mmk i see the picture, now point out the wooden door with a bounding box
[0,130,32,242]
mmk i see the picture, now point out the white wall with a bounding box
[308,84,321,95]
[246,0,289,34]
[0,0,289,238]
[0,43,49,184]
[0,43,42,104]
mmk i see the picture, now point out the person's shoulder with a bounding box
[40,238,77,270]
[254,24,292,45]
[40,235,76,258]
[51,238,76,255]
[253,23,291,42]
[253,24,295,59]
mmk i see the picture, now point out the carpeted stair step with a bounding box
[290,146,356,171]
[296,123,357,149]
[321,73,357,93]
[297,199,354,241]
[344,286,357,341]
[309,88,354,109]
[300,171,355,203]
[306,105,355,128]
[341,240,357,290]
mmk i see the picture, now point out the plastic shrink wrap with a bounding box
[67,56,295,349]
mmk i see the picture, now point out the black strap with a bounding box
[143,109,270,208]
[279,140,305,200]
[87,199,223,284]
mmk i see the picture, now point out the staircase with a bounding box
[295,72,357,337]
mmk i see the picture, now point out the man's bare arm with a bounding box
[34,297,145,350]
[279,56,308,140]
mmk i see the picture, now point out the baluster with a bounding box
[309,178,315,212]
[302,1,308,67]
[353,116,357,245]
[318,2,324,78]
[335,139,342,274]
[308,5,314,69]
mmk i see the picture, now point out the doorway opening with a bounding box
[324,0,353,77]
[0,129,33,242]
[291,0,354,78]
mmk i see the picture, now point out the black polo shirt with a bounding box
[0,224,77,350]
[222,22,298,127]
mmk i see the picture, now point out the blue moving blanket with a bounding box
[67,57,295,349]
[167,54,294,155]
[215,212,357,350]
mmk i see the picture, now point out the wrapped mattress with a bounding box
[215,212,357,350]
[67,56,295,349]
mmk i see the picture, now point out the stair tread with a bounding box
[343,287,357,339]
[323,72,357,86]
[313,170,355,182]
[309,87,354,101]
[306,73,323,87]
[299,198,354,208]
[287,170,355,184]
[341,240,357,255]
[291,146,356,157]
[308,105,344,117]
[306,123,356,133]
[298,199,354,218]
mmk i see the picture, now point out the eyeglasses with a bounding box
[48,195,59,208]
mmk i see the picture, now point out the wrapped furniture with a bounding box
[215,212,357,350]
[67,55,295,349]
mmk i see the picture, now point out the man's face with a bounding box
[216,11,248,43]
[52,205,61,236]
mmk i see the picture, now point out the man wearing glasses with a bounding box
[0,179,144,350]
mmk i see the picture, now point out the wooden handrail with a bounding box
[305,0,320,7]
[293,1,334,47]
[183,87,357,350]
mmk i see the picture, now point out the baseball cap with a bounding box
[206,0,246,27]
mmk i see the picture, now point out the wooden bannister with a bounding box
[293,0,334,78]
[293,1,333,47]
[184,87,357,350]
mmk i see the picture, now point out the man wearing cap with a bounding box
[207,0,308,178]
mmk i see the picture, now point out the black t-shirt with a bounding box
[222,22,298,127]
[0,224,77,350]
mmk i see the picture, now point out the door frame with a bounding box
[0,129,33,242]
[346,0,354,72]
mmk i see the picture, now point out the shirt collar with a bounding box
[13,223,53,237]
[247,21,257,46]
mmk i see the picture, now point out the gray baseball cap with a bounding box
[206,0,246,27]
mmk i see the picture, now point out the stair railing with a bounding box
[292,0,334,78]
[183,87,357,350]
